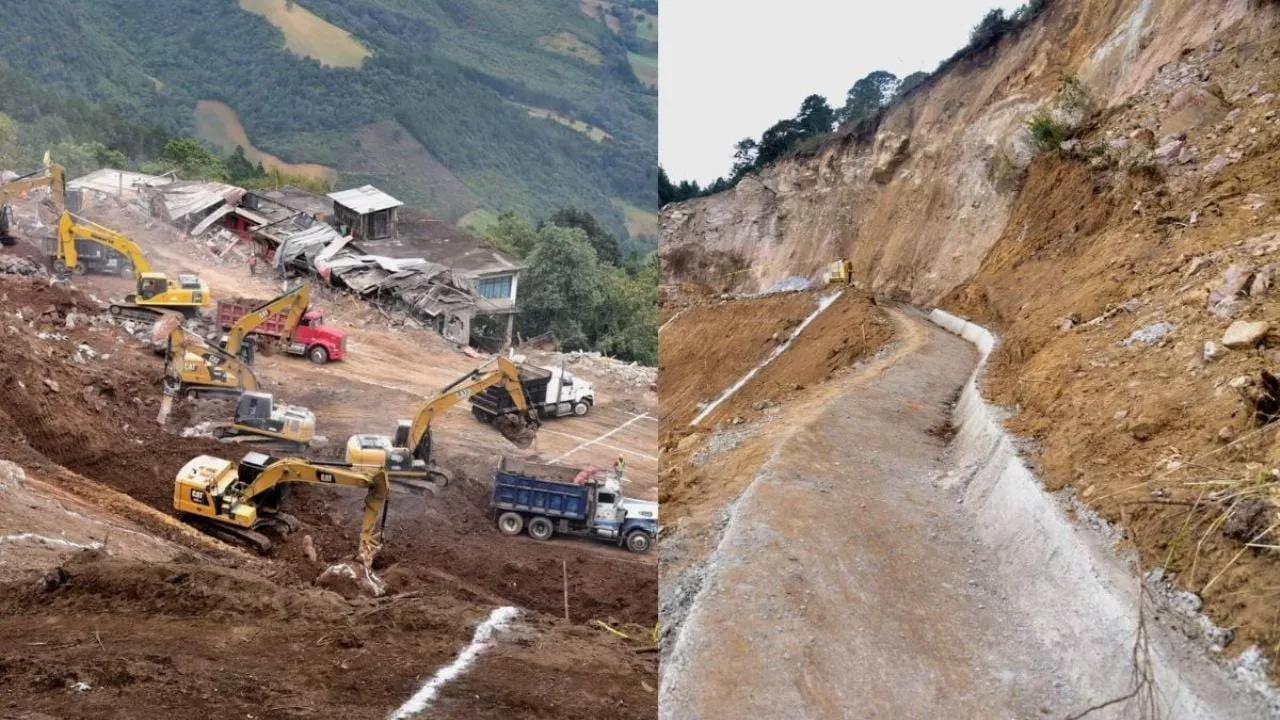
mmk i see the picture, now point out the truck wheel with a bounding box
[73,262,86,275]
[625,531,652,554]
[572,400,590,417]
[307,345,329,364]
[527,516,554,541]
[496,512,524,536]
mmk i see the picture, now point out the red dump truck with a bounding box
[215,298,347,364]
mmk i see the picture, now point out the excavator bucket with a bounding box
[151,312,182,347]
[494,412,538,449]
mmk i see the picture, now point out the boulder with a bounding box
[1222,320,1270,349]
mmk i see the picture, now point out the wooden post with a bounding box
[562,559,570,621]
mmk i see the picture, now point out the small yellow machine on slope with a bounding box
[826,258,855,286]
[346,356,541,494]
[0,153,65,246]
[174,451,389,565]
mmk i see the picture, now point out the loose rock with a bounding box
[1222,321,1270,349]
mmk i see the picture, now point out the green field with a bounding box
[635,12,657,42]
[239,0,370,68]
[612,198,657,238]
[628,51,657,88]
[193,100,338,183]
[459,208,499,233]
[536,32,602,65]
[517,103,611,142]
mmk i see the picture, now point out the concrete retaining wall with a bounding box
[928,309,1275,719]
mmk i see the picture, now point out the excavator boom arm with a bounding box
[0,158,66,213]
[56,211,152,274]
[405,356,532,453]
[226,283,311,358]
[240,459,390,565]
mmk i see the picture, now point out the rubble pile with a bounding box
[548,349,657,389]
[0,256,44,276]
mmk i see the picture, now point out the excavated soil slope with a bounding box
[659,0,1280,683]
[0,275,658,717]
[658,287,894,618]
[940,24,1280,673]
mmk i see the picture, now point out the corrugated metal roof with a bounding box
[155,181,241,222]
[69,169,174,200]
[328,185,403,214]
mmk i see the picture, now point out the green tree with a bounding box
[731,137,758,176]
[518,225,604,350]
[485,211,539,257]
[969,9,1011,51]
[594,256,656,364]
[225,145,263,183]
[838,71,898,125]
[658,165,676,206]
[541,207,622,266]
[156,138,227,180]
[896,71,929,98]
[795,94,836,137]
[0,112,19,169]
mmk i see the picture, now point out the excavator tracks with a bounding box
[186,516,274,555]
[389,466,450,496]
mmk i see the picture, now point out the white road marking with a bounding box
[538,430,659,462]
[691,292,844,426]
[0,533,104,551]
[387,606,521,719]
[553,413,655,462]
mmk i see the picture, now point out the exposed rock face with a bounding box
[660,0,1251,303]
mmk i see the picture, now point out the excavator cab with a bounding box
[826,259,854,286]
[138,273,168,299]
[232,391,316,446]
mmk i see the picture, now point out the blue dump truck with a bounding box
[491,456,658,553]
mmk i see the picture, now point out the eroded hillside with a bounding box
[661,0,1280,684]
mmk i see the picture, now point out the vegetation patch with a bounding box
[459,207,499,233]
[238,0,371,68]
[192,100,337,184]
[517,103,612,142]
[612,198,658,239]
[628,52,657,87]
[537,32,603,65]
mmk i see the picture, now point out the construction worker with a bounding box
[614,455,626,480]
[248,252,258,277]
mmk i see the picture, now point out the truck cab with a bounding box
[470,363,595,422]
[545,367,595,417]
[287,310,346,364]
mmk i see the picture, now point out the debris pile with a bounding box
[546,349,657,389]
[0,256,43,276]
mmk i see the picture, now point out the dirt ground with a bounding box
[0,195,658,717]
[658,285,893,529]
[940,23,1280,676]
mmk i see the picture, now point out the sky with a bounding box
[659,0,1024,185]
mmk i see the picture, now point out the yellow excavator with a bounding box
[53,210,148,278]
[174,451,389,565]
[60,212,214,322]
[346,356,541,494]
[155,312,259,399]
[0,153,65,246]
[202,285,320,451]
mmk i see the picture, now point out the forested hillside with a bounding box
[0,0,657,253]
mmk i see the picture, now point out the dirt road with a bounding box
[660,309,1087,717]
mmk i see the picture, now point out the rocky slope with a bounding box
[661,0,1255,301]
[662,0,1280,684]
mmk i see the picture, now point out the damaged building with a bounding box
[67,169,521,349]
